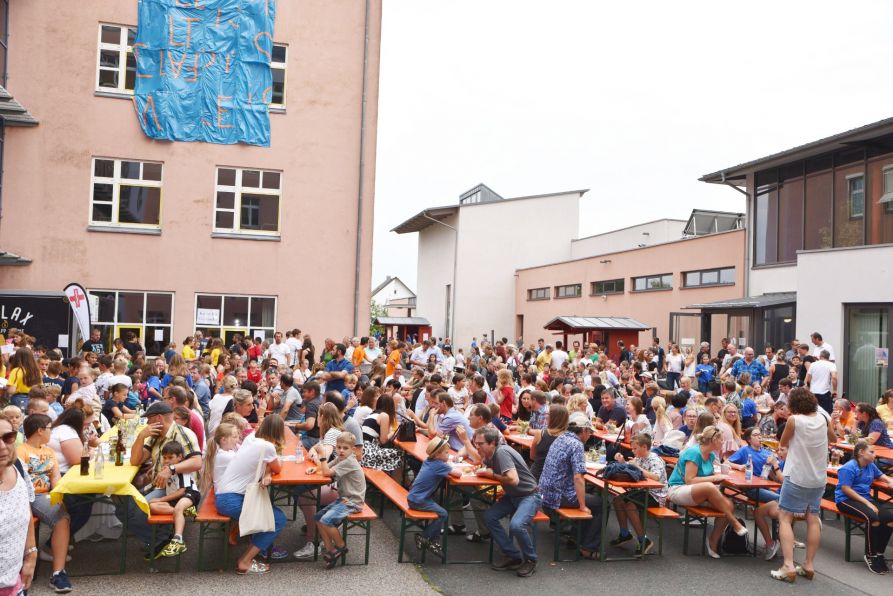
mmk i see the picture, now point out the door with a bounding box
[845,305,890,404]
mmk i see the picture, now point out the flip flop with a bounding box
[325,547,348,569]
[236,559,270,575]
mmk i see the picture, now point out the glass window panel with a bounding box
[98,69,118,88]
[118,186,161,225]
[145,293,172,324]
[92,204,112,222]
[720,268,735,284]
[661,275,673,288]
[249,297,276,327]
[125,52,136,90]
[215,211,234,229]
[120,161,141,179]
[834,165,864,248]
[142,162,162,181]
[685,272,699,287]
[804,170,832,250]
[846,307,888,404]
[126,28,136,46]
[272,45,287,63]
[101,25,120,44]
[144,326,169,357]
[239,194,278,231]
[217,168,236,186]
[196,294,222,312]
[223,296,249,327]
[91,292,116,323]
[634,278,646,291]
[99,49,119,68]
[262,171,280,189]
[242,170,261,187]
[216,191,235,209]
[94,159,114,178]
[93,183,113,202]
[701,270,719,285]
[778,176,804,262]
[117,292,144,324]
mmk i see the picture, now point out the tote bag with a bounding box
[239,455,275,536]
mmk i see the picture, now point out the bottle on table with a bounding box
[94,445,105,479]
[598,444,607,465]
[295,445,304,463]
[79,441,91,476]
[115,427,125,466]
[744,454,753,483]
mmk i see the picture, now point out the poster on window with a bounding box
[196,308,220,326]
[133,0,276,146]
[877,347,889,367]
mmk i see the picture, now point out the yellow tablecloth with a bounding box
[49,463,150,514]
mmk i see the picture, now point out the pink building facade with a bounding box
[515,229,746,351]
[0,0,381,354]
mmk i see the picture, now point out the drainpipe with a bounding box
[422,212,458,342]
[352,0,372,335]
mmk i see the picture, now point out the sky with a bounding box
[371,0,893,291]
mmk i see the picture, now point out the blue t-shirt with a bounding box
[835,459,883,503]
[859,418,893,448]
[668,445,715,486]
[741,398,757,419]
[728,444,776,477]
[406,458,452,504]
[146,375,162,401]
[324,358,354,393]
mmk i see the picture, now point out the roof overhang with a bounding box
[391,206,458,234]
[700,116,893,184]
[0,85,38,127]
[374,316,431,326]
[543,316,652,332]
[0,250,32,266]
[684,292,796,312]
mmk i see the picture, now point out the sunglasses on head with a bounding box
[1,431,17,445]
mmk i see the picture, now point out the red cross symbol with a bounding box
[69,289,85,308]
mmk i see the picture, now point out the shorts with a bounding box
[667,484,707,507]
[314,498,362,527]
[778,481,823,515]
[32,492,69,528]
[183,488,202,507]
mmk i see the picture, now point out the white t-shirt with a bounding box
[212,449,237,495]
[216,434,277,495]
[666,353,684,373]
[0,467,34,589]
[448,387,469,409]
[812,342,836,362]
[352,405,373,425]
[807,360,836,394]
[625,414,651,436]
[551,350,569,370]
[108,374,133,388]
[785,411,831,488]
[208,393,234,437]
[49,425,80,474]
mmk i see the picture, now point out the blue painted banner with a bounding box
[133,0,277,146]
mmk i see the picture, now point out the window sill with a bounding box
[751,261,795,270]
[630,287,673,293]
[680,282,736,290]
[527,297,550,302]
[94,90,133,100]
[87,225,161,235]
[211,232,281,242]
[554,295,582,300]
[589,291,624,297]
[269,106,286,114]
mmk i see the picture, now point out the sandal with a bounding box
[794,565,815,580]
[770,568,796,583]
[236,559,270,575]
[325,547,348,569]
[579,548,600,561]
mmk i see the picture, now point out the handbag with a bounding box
[396,416,417,442]
[604,423,632,461]
[597,461,644,482]
[239,456,275,536]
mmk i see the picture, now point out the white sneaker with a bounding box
[293,542,320,560]
[764,541,780,561]
[794,540,806,549]
[39,548,72,563]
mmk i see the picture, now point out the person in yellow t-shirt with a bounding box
[6,347,42,409]
[181,336,197,361]
[877,389,893,427]
[351,337,366,370]
[386,341,402,377]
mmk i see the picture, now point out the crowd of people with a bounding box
[1,326,892,591]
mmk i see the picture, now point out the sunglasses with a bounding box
[1,431,17,445]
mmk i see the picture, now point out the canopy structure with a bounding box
[543,316,652,361]
[684,292,797,353]
[684,292,796,312]
[373,316,432,343]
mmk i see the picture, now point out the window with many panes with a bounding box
[194,294,277,344]
[683,267,735,288]
[90,158,163,228]
[87,290,174,357]
[527,288,549,301]
[214,167,281,235]
[554,284,582,298]
[848,175,864,218]
[270,44,287,108]
[96,24,136,94]
[591,279,624,295]
[633,273,673,291]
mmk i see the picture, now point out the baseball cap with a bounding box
[568,412,594,431]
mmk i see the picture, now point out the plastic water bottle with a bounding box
[598,444,607,465]
[744,454,753,483]
[94,446,106,480]
[295,445,304,463]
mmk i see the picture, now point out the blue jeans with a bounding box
[315,499,361,527]
[666,372,680,390]
[484,493,542,561]
[10,394,28,410]
[216,492,286,552]
[408,498,448,541]
[301,435,319,450]
[114,489,168,547]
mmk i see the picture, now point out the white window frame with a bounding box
[847,173,864,219]
[881,165,893,213]
[193,293,278,340]
[213,167,282,236]
[87,289,175,357]
[96,23,136,95]
[270,43,287,109]
[90,157,163,229]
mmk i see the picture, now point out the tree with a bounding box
[369,300,387,337]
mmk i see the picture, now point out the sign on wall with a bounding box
[133,0,277,146]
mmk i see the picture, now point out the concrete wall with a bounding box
[571,219,686,259]
[1,0,381,342]
[415,213,458,340]
[796,244,893,396]
[452,193,580,349]
[515,229,745,349]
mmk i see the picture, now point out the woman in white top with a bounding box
[201,422,240,497]
[214,416,286,575]
[208,376,237,437]
[682,348,697,379]
[665,345,685,390]
[771,388,835,583]
[650,396,673,446]
[352,387,377,425]
[624,397,651,437]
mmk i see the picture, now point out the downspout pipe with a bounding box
[421,212,458,342]
[352,0,371,335]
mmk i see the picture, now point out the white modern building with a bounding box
[371,276,417,317]
[570,218,686,259]
[393,184,587,348]
[697,117,893,404]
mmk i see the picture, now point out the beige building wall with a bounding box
[1,0,380,345]
[515,229,746,349]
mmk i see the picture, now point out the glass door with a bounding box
[845,306,889,405]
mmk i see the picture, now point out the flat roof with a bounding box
[684,292,796,311]
[544,316,652,332]
[572,218,687,243]
[392,188,588,234]
[374,316,431,326]
[700,116,893,184]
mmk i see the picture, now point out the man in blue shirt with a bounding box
[321,343,353,393]
[431,394,472,451]
[726,347,769,387]
[190,364,212,419]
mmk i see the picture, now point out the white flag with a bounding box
[63,283,92,344]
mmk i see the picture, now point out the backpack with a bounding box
[598,461,644,482]
[720,517,751,555]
